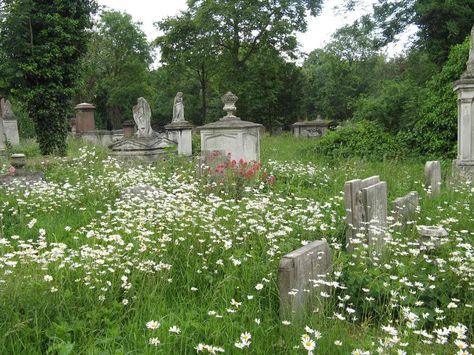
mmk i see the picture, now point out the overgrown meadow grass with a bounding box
[0,135,472,354]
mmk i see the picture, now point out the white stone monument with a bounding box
[453,25,474,180]
[0,98,19,146]
[165,92,193,156]
[198,92,263,162]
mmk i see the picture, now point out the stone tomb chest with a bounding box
[198,92,262,162]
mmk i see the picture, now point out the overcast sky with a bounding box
[97,0,414,59]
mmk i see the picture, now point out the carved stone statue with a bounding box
[464,25,474,77]
[172,92,185,122]
[133,97,153,138]
[0,98,15,120]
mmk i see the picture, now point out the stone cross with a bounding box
[133,97,153,138]
[425,161,441,197]
[278,240,332,319]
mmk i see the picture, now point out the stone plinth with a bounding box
[198,92,262,162]
[109,135,177,163]
[165,121,193,156]
[122,120,135,138]
[278,240,332,319]
[453,77,474,180]
[74,103,96,133]
[425,161,441,197]
[292,118,331,138]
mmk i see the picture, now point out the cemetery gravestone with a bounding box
[0,99,19,146]
[360,182,388,253]
[165,92,193,156]
[278,240,332,319]
[425,161,441,197]
[344,176,380,250]
[392,191,419,227]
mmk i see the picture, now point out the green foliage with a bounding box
[404,38,469,157]
[353,79,421,132]
[305,120,403,159]
[77,10,152,129]
[0,0,97,155]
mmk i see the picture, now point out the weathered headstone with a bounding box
[278,240,332,319]
[392,191,419,227]
[344,176,380,250]
[198,92,262,162]
[0,98,19,146]
[452,24,474,180]
[360,182,388,252]
[425,161,441,197]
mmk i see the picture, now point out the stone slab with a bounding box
[278,240,332,319]
[392,191,419,227]
[344,176,380,249]
[361,182,388,252]
[425,161,441,197]
[3,119,19,145]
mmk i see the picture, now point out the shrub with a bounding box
[304,120,403,160]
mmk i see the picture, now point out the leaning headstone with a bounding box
[392,191,419,227]
[425,161,441,197]
[452,24,474,180]
[344,176,380,250]
[360,182,388,253]
[278,240,332,319]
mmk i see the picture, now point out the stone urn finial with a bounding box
[222,92,239,120]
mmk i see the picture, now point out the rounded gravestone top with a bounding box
[74,103,96,110]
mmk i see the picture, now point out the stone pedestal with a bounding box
[292,118,331,138]
[198,92,262,162]
[3,119,19,145]
[165,121,193,156]
[122,120,136,138]
[74,103,96,133]
[453,76,474,179]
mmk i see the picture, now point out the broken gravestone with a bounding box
[392,191,419,228]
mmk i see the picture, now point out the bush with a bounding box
[304,120,404,159]
[404,38,469,158]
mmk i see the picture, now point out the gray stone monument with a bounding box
[453,25,474,180]
[392,191,419,227]
[198,92,263,162]
[0,98,19,146]
[361,182,388,253]
[292,116,331,138]
[109,97,177,162]
[278,240,332,319]
[344,176,380,250]
[165,92,193,156]
[425,161,441,197]
[0,153,45,185]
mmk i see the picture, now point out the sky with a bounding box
[97,0,415,59]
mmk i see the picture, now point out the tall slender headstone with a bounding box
[425,161,441,197]
[453,25,474,180]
